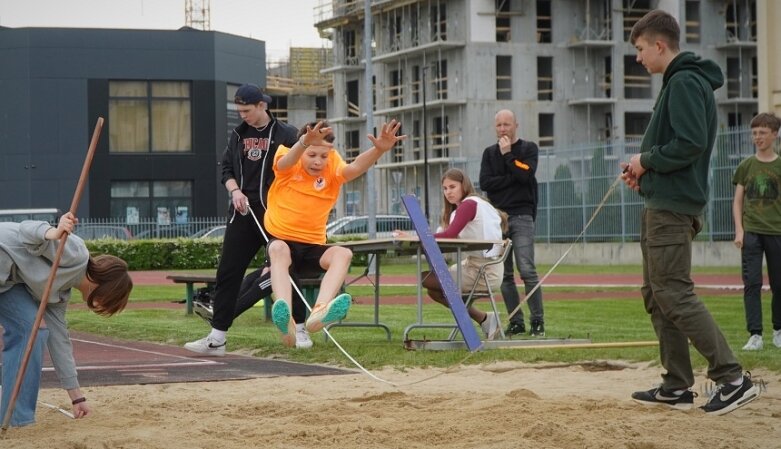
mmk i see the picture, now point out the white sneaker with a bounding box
[773,329,781,348]
[184,335,226,356]
[480,312,500,340]
[741,334,763,351]
[295,323,313,349]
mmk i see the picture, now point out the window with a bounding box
[110,180,192,222]
[430,1,447,41]
[432,60,448,100]
[726,57,741,98]
[269,95,288,123]
[603,56,612,97]
[536,0,551,43]
[538,113,554,148]
[728,112,744,128]
[372,75,377,111]
[389,69,404,108]
[345,129,361,161]
[343,29,358,64]
[537,57,553,101]
[433,115,449,158]
[388,12,403,51]
[315,96,327,120]
[751,56,758,98]
[623,0,651,42]
[411,7,419,45]
[412,65,421,103]
[625,112,651,140]
[412,119,421,160]
[603,112,613,142]
[496,55,512,100]
[624,55,651,99]
[347,80,360,117]
[392,124,404,163]
[109,81,192,153]
[685,1,700,43]
[496,0,511,42]
[725,0,757,42]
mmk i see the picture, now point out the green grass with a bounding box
[67,283,781,373]
[350,262,739,276]
[160,263,738,277]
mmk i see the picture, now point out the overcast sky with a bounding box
[0,0,327,61]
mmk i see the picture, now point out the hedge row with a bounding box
[85,239,263,271]
[85,238,370,270]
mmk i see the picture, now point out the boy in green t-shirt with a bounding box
[732,112,781,350]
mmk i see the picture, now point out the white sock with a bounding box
[209,329,226,343]
[729,376,744,387]
[672,389,686,396]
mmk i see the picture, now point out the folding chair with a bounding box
[448,239,513,341]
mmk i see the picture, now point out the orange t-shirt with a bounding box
[264,145,347,244]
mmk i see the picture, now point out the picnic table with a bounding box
[166,272,324,316]
[166,274,217,315]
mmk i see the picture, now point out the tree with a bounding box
[585,146,622,241]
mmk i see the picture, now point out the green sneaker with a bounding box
[305,293,351,333]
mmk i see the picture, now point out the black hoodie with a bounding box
[220,111,297,212]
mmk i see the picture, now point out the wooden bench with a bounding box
[166,272,323,317]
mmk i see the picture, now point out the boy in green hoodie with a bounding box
[620,9,759,416]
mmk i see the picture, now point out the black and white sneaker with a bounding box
[700,373,760,416]
[529,320,545,337]
[631,386,695,410]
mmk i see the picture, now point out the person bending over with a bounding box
[0,212,132,426]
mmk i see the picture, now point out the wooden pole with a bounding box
[1,117,104,433]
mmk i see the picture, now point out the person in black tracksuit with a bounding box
[479,109,544,337]
[184,84,308,355]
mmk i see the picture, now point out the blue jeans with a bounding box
[501,214,544,325]
[741,231,781,335]
[0,284,49,427]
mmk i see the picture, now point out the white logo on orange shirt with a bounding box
[314,177,326,190]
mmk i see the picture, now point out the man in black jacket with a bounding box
[479,109,544,337]
[185,84,311,355]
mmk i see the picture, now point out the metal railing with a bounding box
[80,127,777,243]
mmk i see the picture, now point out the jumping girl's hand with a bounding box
[368,119,407,153]
[302,121,334,148]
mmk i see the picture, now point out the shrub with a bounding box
[85,238,265,270]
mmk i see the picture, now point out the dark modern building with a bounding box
[0,26,267,221]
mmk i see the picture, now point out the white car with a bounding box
[191,225,227,239]
[326,215,414,239]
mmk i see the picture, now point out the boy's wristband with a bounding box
[72,397,86,405]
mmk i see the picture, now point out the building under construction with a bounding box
[311,0,763,219]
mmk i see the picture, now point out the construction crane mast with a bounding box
[185,0,211,31]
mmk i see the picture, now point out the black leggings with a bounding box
[234,268,308,323]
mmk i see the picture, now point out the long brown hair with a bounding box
[440,168,508,233]
[440,169,476,230]
[85,255,133,316]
